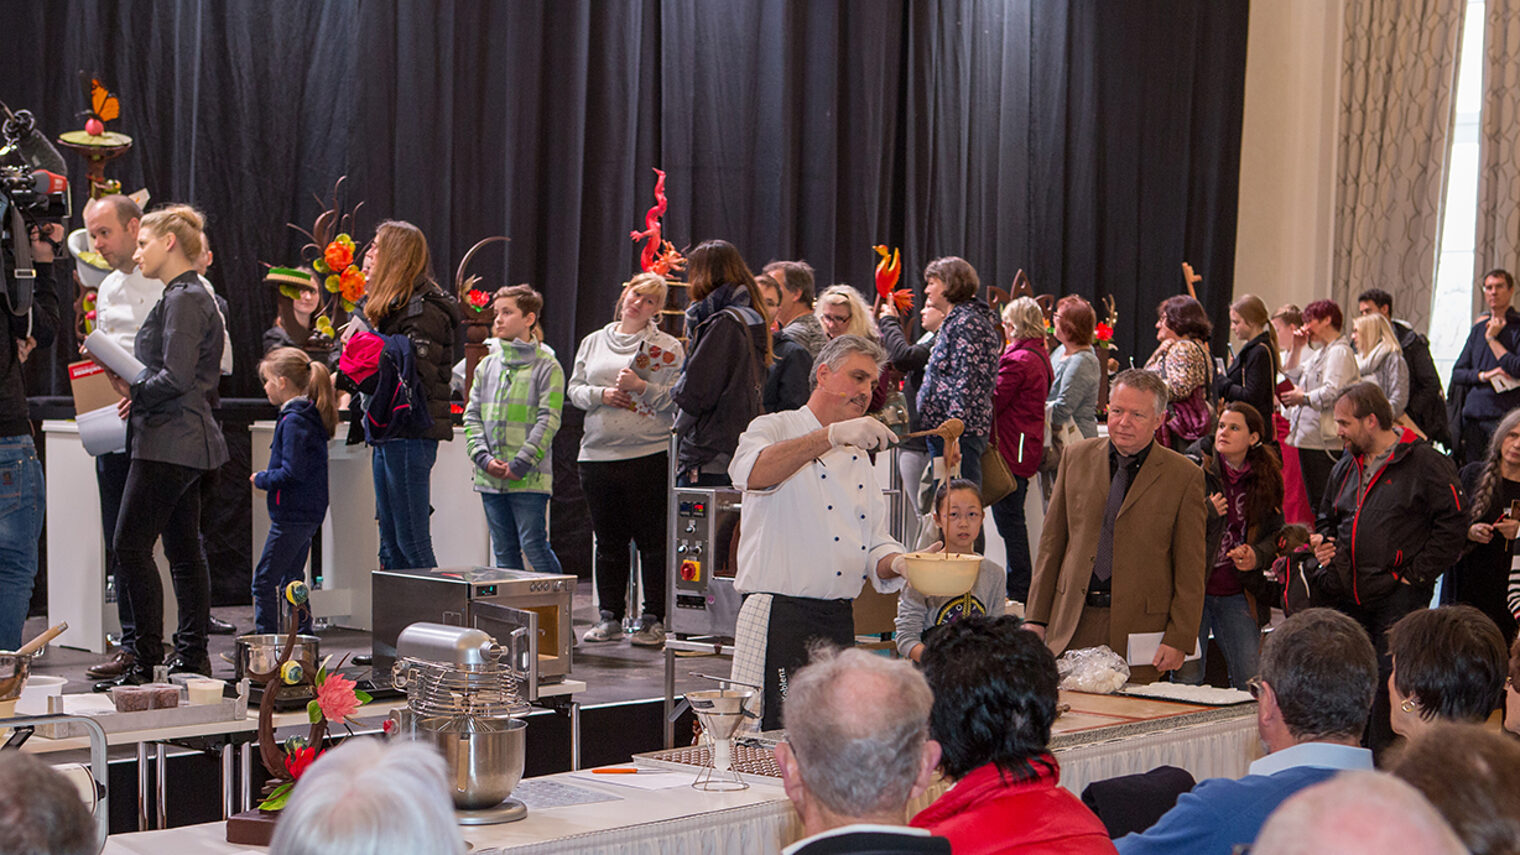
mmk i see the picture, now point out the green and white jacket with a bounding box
[464,339,565,494]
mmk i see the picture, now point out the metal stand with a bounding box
[663,637,735,748]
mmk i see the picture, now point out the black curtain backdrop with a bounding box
[5,0,1249,399]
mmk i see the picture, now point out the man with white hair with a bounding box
[730,334,912,730]
[269,737,465,855]
[1026,368,1208,683]
[1252,771,1464,855]
[775,646,948,854]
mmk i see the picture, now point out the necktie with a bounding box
[1092,452,1137,584]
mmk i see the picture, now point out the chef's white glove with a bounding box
[827,416,896,451]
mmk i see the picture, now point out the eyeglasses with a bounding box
[1246,676,1263,699]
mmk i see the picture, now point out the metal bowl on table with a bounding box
[234,634,321,680]
[414,714,527,810]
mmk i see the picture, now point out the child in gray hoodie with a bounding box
[895,479,1008,661]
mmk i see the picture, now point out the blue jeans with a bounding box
[989,475,1032,601]
[252,519,321,635]
[0,436,44,650]
[480,492,562,574]
[926,432,989,491]
[371,438,439,570]
[1178,592,1261,690]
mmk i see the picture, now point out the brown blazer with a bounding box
[1027,436,1208,660]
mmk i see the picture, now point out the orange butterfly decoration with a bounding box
[78,73,121,135]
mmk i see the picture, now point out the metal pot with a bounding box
[414,715,527,810]
[234,634,320,681]
[0,651,32,704]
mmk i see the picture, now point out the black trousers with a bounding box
[1297,446,1341,515]
[114,459,210,666]
[578,452,668,621]
[1337,581,1433,758]
[96,450,134,648]
[760,595,855,732]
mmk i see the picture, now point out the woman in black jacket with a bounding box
[354,220,460,570]
[1186,402,1284,690]
[671,240,771,486]
[1446,407,1520,645]
[1215,294,1279,443]
[878,298,944,518]
[102,205,228,682]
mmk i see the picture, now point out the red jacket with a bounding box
[911,759,1117,855]
[992,337,1053,479]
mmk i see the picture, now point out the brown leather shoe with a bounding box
[84,649,135,680]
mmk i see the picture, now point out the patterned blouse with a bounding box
[1145,337,1213,402]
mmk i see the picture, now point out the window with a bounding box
[1429,0,1487,380]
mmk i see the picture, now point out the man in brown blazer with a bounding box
[1026,369,1208,683]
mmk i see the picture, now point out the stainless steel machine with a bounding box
[390,622,532,825]
[372,566,574,700]
[664,438,908,641]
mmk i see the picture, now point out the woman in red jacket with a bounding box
[912,617,1117,854]
[991,298,1053,602]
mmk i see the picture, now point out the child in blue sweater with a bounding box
[250,347,339,634]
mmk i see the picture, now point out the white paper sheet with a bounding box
[566,769,697,791]
[1126,632,1201,667]
[76,403,127,456]
[83,329,146,380]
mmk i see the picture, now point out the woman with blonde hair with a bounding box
[568,273,685,645]
[98,204,227,683]
[815,284,878,342]
[349,220,460,571]
[991,297,1053,600]
[1352,313,1410,420]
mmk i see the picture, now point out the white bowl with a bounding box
[901,552,982,598]
[17,674,66,714]
[69,228,113,291]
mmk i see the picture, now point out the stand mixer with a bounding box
[390,622,533,825]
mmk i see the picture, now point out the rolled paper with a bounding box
[280,661,304,685]
[284,581,310,606]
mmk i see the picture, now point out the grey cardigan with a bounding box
[129,272,229,470]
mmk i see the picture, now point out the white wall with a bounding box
[1232,0,1343,315]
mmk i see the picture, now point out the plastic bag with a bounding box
[1056,645,1130,694]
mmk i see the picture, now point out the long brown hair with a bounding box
[1210,401,1283,523]
[260,347,339,437]
[364,220,434,325]
[685,239,773,365]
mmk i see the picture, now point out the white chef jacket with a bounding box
[94,266,164,356]
[729,406,905,600]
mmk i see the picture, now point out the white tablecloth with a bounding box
[102,704,1256,854]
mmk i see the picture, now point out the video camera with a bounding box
[0,102,70,321]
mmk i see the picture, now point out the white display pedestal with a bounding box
[42,420,173,655]
[249,423,491,630]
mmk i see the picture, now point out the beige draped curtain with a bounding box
[1473,0,1520,311]
[1333,0,1465,332]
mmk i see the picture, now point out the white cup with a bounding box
[186,678,225,706]
[17,675,66,715]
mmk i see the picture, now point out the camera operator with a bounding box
[1,220,61,651]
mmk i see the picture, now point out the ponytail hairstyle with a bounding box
[138,204,206,261]
[260,347,339,437]
[1231,294,1280,375]
[1470,408,1520,521]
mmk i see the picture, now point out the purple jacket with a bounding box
[918,299,1003,436]
[993,337,1053,478]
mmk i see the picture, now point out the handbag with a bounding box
[1040,401,1082,474]
[980,421,1017,506]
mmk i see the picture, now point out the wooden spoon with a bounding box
[14,622,68,657]
[899,418,964,442]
